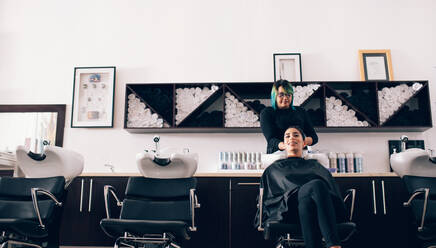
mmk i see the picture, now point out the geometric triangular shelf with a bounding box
[293,83,321,106]
[378,82,424,125]
[175,84,220,125]
[224,86,260,127]
[126,91,170,128]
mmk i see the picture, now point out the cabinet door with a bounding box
[59,176,129,246]
[230,178,273,248]
[185,177,230,248]
[59,177,93,245]
[336,177,414,248]
[86,177,129,246]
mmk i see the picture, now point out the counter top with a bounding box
[79,172,398,177]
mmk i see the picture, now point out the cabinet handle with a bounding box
[372,180,377,215]
[79,179,84,212]
[237,182,260,186]
[88,179,93,212]
[381,180,387,215]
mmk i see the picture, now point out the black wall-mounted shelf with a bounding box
[124,81,432,133]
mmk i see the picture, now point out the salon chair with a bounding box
[402,175,436,248]
[0,176,66,248]
[256,188,357,248]
[100,177,200,248]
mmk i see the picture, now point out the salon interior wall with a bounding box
[0,0,435,173]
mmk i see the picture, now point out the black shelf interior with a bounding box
[327,82,378,124]
[177,87,224,127]
[299,84,325,127]
[381,82,431,127]
[127,84,173,126]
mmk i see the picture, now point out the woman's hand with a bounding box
[278,142,286,150]
[304,137,313,147]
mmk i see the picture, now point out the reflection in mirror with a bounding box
[0,105,66,169]
[0,112,58,153]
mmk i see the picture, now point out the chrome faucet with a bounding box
[400,135,408,152]
[153,135,160,156]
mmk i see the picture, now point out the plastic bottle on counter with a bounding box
[337,153,346,173]
[238,152,245,170]
[256,152,262,169]
[354,153,363,173]
[346,152,354,173]
[328,152,337,172]
[219,152,226,170]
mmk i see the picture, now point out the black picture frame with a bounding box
[71,66,116,128]
[273,53,302,82]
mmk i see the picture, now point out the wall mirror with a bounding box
[0,105,66,153]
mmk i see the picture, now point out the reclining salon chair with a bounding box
[256,187,357,248]
[100,177,200,248]
[0,176,66,248]
[402,176,436,248]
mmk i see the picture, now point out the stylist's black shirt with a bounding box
[260,106,318,154]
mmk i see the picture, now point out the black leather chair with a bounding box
[256,187,357,248]
[402,175,436,248]
[100,177,200,248]
[0,176,66,248]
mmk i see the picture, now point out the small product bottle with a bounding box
[337,153,346,173]
[256,152,262,170]
[328,152,337,172]
[354,153,363,173]
[219,152,225,170]
[238,152,245,170]
[346,152,355,173]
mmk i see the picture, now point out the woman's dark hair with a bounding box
[285,125,306,140]
[271,80,294,110]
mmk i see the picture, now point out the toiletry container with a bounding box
[337,153,346,173]
[329,152,337,172]
[346,152,354,173]
[354,153,363,172]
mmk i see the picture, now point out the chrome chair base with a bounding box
[113,233,182,248]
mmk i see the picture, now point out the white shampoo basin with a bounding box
[136,149,198,178]
[390,148,436,178]
[15,145,84,186]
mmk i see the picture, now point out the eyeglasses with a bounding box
[277,92,292,98]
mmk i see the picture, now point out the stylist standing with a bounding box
[260,80,318,154]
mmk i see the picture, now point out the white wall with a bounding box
[0,0,435,173]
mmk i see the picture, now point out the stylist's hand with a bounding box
[304,137,313,147]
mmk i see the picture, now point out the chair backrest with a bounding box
[403,175,436,222]
[120,177,196,222]
[0,176,65,220]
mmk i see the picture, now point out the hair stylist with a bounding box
[260,80,318,154]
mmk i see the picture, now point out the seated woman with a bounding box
[256,126,346,248]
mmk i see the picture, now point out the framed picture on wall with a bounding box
[71,66,116,128]
[359,49,393,81]
[273,53,302,82]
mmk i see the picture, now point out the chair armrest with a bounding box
[403,187,430,232]
[30,188,62,229]
[104,185,123,219]
[343,188,356,222]
[257,188,264,231]
[189,188,200,231]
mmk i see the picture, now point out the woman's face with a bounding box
[284,127,304,154]
[276,86,292,109]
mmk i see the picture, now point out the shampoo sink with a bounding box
[15,145,84,186]
[390,148,436,178]
[136,147,198,178]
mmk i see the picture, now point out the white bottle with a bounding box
[337,153,346,173]
[346,152,354,173]
[328,152,337,172]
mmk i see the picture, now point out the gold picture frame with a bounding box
[358,49,393,81]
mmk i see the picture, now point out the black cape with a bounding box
[254,157,344,228]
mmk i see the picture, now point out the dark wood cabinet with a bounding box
[59,175,415,248]
[59,176,128,246]
[335,177,416,248]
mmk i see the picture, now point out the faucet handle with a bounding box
[400,135,409,142]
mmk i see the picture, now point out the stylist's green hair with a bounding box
[271,80,294,110]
